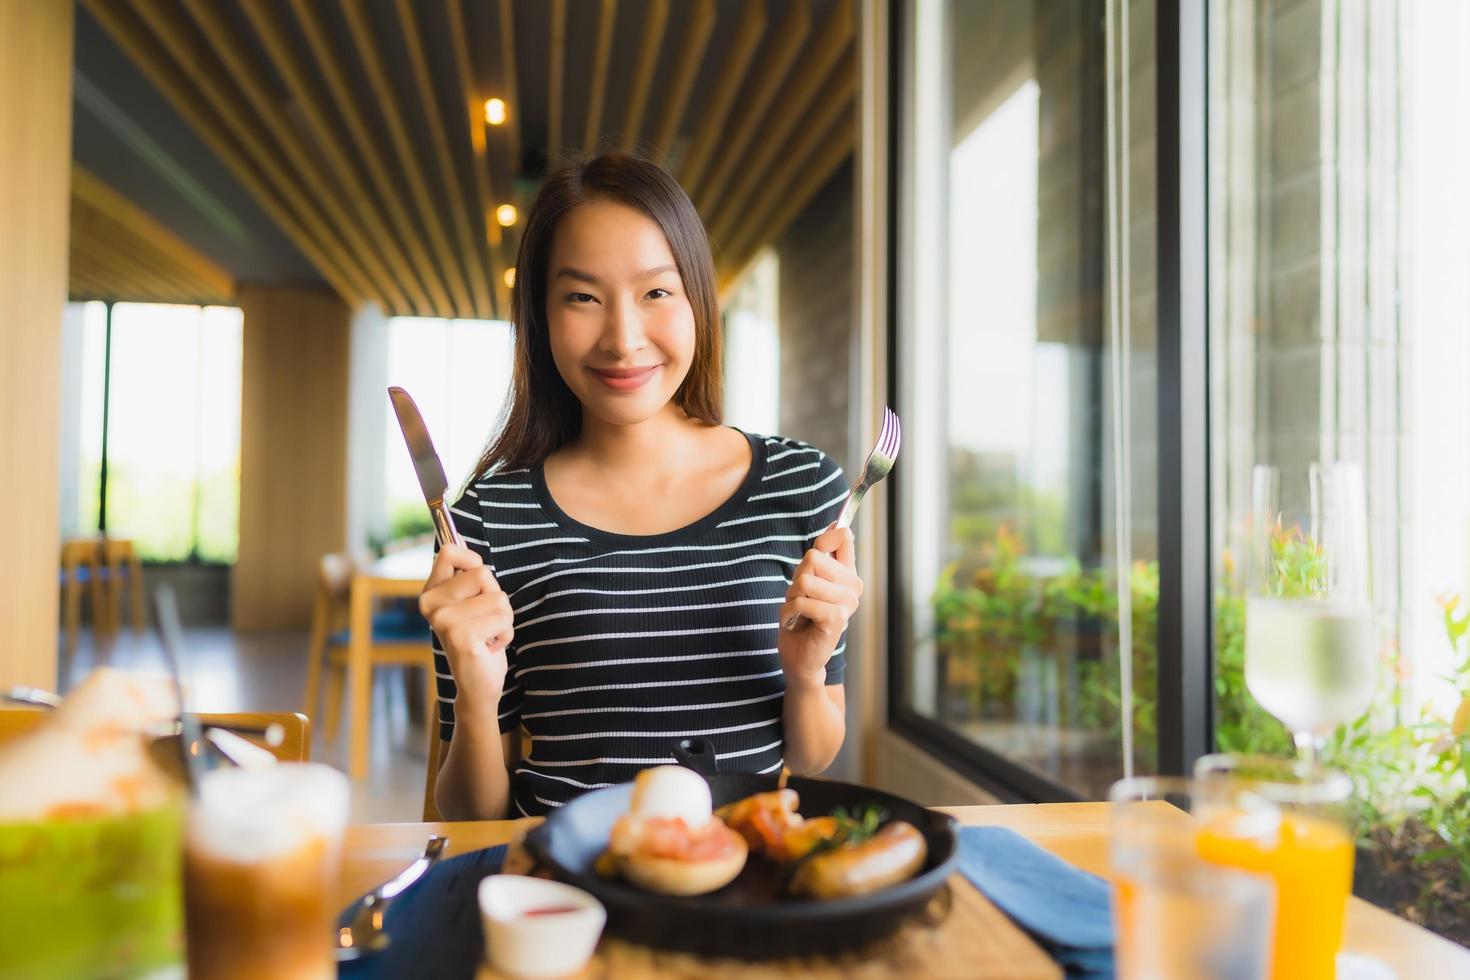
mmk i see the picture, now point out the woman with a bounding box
[420,153,861,820]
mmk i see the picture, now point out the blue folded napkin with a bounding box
[958,825,1115,980]
[338,844,507,980]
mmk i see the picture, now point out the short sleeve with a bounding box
[432,489,522,741]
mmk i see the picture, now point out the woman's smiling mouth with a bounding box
[589,365,661,391]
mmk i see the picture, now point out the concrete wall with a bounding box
[774,159,860,780]
[777,159,856,471]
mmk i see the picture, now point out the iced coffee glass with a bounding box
[184,763,350,980]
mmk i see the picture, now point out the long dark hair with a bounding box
[470,152,724,478]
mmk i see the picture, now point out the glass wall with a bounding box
[723,248,781,436]
[382,317,514,543]
[1208,0,1470,939]
[893,0,1159,799]
[69,301,244,563]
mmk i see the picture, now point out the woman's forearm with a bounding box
[782,676,846,775]
[434,710,513,820]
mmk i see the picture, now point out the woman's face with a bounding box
[544,200,697,429]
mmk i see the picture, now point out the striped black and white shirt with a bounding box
[432,431,848,817]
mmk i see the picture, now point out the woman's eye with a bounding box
[646,288,672,300]
[567,292,597,304]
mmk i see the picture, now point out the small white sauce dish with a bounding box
[478,874,606,978]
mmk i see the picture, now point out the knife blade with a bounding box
[387,386,464,549]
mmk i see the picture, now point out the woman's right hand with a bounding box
[419,544,514,711]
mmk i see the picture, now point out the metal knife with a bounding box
[387,386,465,549]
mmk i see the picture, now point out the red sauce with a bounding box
[521,905,582,917]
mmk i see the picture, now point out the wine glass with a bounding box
[1244,463,1375,767]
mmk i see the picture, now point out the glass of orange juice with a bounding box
[1110,776,1277,980]
[1194,754,1355,980]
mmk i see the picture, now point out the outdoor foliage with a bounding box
[932,524,1470,942]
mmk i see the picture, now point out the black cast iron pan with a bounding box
[522,738,960,958]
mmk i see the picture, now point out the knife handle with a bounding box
[430,500,465,550]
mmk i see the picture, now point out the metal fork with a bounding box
[784,406,902,631]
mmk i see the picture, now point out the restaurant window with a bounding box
[892,0,1160,799]
[723,249,781,436]
[1207,0,1470,938]
[65,301,244,563]
[381,317,514,544]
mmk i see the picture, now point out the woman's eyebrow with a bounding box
[554,264,677,284]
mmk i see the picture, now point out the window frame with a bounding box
[82,298,243,567]
[883,0,1215,801]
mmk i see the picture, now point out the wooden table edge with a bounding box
[342,803,1470,976]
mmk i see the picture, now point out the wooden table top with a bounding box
[360,543,434,586]
[342,802,1470,977]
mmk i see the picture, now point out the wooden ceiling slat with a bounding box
[127,0,387,310]
[548,0,566,160]
[179,0,412,315]
[447,0,508,319]
[721,98,856,281]
[690,0,811,211]
[340,0,476,317]
[80,0,367,308]
[69,169,231,305]
[71,203,210,299]
[618,0,668,152]
[284,0,453,317]
[676,0,767,193]
[87,0,862,321]
[497,0,524,175]
[582,0,617,151]
[68,265,113,302]
[71,221,195,303]
[705,7,858,246]
[71,166,233,299]
[70,240,174,303]
[650,0,716,158]
[393,0,491,320]
[70,246,191,305]
[238,0,434,316]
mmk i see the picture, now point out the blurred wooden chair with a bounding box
[303,552,435,773]
[0,708,311,762]
[424,723,442,822]
[100,538,147,635]
[59,538,107,653]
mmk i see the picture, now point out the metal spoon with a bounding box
[153,585,210,793]
[4,686,63,709]
[336,836,449,961]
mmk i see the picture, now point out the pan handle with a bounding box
[672,738,719,776]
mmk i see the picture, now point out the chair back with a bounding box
[423,726,442,821]
[0,709,312,763]
[319,552,358,601]
[101,537,135,565]
[59,538,101,577]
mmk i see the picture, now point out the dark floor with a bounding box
[59,627,427,823]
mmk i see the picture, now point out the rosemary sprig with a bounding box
[829,803,888,847]
[781,802,890,891]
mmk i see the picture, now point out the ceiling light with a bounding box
[484,98,507,126]
[496,204,518,227]
[504,267,516,288]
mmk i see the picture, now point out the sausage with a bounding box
[788,821,928,899]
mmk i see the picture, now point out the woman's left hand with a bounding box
[777,524,863,686]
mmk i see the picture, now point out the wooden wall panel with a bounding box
[0,0,72,688]
[234,287,350,630]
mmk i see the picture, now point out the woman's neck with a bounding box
[569,405,710,474]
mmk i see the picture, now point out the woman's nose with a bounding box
[599,294,647,357]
